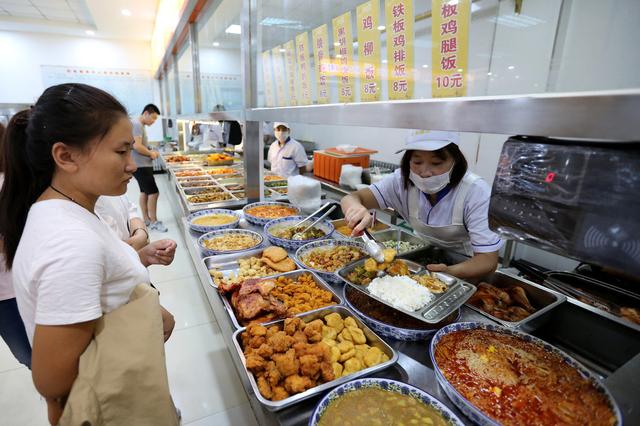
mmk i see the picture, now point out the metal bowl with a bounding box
[343,285,460,341]
[242,201,300,226]
[197,228,263,257]
[187,209,240,233]
[309,378,465,426]
[429,322,623,426]
[295,240,367,284]
[264,216,334,251]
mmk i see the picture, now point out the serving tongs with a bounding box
[292,203,338,240]
[358,211,385,264]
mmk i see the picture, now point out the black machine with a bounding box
[489,136,640,277]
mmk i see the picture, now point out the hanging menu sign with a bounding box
[356,0,381,101]
[332,11,355,103]
[271,45,287,106]
[283,39,298,106]
[312,24,331,104]
[431,0,470,97]
[296,32,313,105]
[261,50,275,107]
[385,0,414,100]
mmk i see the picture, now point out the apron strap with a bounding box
[451,172,481,226]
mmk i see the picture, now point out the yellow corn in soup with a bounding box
[318,387,451,426]
[192,214,236,226]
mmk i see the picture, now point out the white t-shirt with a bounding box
[95,195,141,241]
[370,169,503,253]
[0,174,13,301]
[268,137,308,178]
[12,200,150,345]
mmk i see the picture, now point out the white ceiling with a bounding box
[0,0,158,41]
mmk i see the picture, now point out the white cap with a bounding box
[395,130,459,153]
[273,122,290,130]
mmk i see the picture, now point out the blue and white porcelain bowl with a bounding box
[429,322,623,426]
[197,228,263,257]
[242,201,300,226]
[295,240,366,284]
[187,209,240,233]
[342,285,461,341]
[309,378,465,426]
[264,216,334,251]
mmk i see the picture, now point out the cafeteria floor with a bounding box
[0,176,259,426]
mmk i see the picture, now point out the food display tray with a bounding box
[465,271,566,332]
[231,305,398,411]
[429,322,623,426]
[331,218,391,240]
[219,269,343,329]
[369,228,427,257]
[337,259,476,324]
[203,247,299,288]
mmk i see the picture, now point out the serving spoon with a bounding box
[292,205,337,240]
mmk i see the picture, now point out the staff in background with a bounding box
[340,130,503,279]
[267,122,309,178]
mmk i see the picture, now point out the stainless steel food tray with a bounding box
[331,218,391,240]
[369,228,427,257]
[203,247,299,288]
[465,270,566,332]
[337,259,476,324]
[231,305,398,411]
[219,269,343,329]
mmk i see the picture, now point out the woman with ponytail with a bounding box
[0,84,178,426]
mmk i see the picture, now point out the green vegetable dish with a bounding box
[381,240,425,254]
[272,225,326,241]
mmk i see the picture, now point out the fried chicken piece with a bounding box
[382,248,397,263]
[330,346,340,363]
[364,346,384,367]
[332,362,343,378]
[266,325,280,338]
[284,317,302,336]
[246,335,266,350]
[283,374,315,394]
[245,353,266,372]
[304,319,324,343]
[320,361,335,382]
[267,331,295,353]
[246,324,268,337]
[299,354,321,379]
[292,330,308,344]
[386,259,409,276]
[256,375,272,399]
[256,343,273,358]
[322,325,337,340]
[264,361,281,387]
[324,313,344,333]
[338,328,353,342]
[344,317,358,328]
[272,386,290,401]
[347,326,366,345]
[343,357,363,376]
[273,348,299,377]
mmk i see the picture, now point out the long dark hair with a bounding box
[400,144,468,190]
[0,122,5,173]
[0,83,127,268]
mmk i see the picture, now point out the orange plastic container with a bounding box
[313,150,371,184]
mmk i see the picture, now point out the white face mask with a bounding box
[275,130,289,143]
[410,165,454,194]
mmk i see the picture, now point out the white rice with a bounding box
[367,275,434,311]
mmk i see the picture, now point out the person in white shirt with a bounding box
[0,84,176,425]
[0,123,31,369]
[267,122,309,177]
[340,130,503,279]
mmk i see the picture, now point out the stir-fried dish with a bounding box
[245,205,298,219]
[434,328,616,426]
[271,225,326,241]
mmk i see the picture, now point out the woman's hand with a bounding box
[344,205,373,236]
[46,397,65,426]
[426,263,450,274]
[138,239,177,267]
[160,306,175,342]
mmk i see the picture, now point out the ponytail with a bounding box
[0,84,127,269]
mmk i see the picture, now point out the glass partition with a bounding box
[197,0,243,112]
[177,41,195,115]
[167,65,177,117]
[251,0,640,107]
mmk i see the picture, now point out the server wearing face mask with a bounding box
[267,122,309,177]
[340,130,503,279]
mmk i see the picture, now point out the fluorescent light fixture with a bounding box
[422,64,429,68]
[225,24,241,35]
[336,54,343,59]
[85,30,95,36]
[260,17,305,30]
[377,25,385,31]
[491,14,545,28]
[382,59,388,64]
[212,42,220,47]
[334,42,340,47]
[508,65,515,70]
[121,9,131,16]
[279,48,286,53]
[487,72,492,76]
[457,68,463,72]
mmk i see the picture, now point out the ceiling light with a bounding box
[121,9,131,17]
[487,72,492,76]
[382,59,388,64]
[279,48,286,53]
[508,65,515,70]
[334,42,340,47]
[377,25,385,31]
[457,68,463,72]
[422,64,429,68]
[85,30,95,36]
[515,75,520,79]
[491,14,545,28]
[336,54,342,59]
[225,24,241,35]
[212,42,220,47]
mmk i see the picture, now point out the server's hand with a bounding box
[344,205,373,236]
